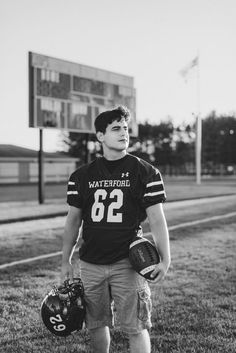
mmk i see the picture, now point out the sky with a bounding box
[0,0,236,152]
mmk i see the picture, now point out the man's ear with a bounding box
[96,131,104,143]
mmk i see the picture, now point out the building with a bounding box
[0,144,78,184]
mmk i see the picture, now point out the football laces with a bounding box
[145,243,155,261]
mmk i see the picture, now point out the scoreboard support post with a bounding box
[38,129,45,204]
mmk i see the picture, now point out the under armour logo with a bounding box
[121,172,129,178]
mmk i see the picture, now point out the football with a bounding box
[129,235,160,280]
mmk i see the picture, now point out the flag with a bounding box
[180,56,199,81]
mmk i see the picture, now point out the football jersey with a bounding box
[67,154,166,264]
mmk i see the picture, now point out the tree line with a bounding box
[63,111,236,176]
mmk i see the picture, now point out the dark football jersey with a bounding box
[67,154,166,264]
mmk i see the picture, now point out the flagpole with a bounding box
[180,54,202,184]
[195,53,201,185]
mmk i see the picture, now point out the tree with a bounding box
[60,112,236,175]
[62,132,98,165]
[131,120,175,165]
[202,112,236,165]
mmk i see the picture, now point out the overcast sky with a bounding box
[1,0,235,151]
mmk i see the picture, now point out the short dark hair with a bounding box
[94,106,131,133]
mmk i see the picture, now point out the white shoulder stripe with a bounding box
[144,191,165,197]
[67,191,78,195]
[146,181,163,188]
[68,181,75,185]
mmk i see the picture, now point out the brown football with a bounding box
[129,236,160,280]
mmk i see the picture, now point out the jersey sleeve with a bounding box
[142,165,166,208]
[66,171,83,208]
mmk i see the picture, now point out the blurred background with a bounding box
[0,0,235,201]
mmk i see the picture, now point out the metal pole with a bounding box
[196,115,202,184]
[38,129,45,204]
[195,53,201,185]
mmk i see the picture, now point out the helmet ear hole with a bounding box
[41,278,86,337]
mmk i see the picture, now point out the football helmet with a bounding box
[41,278,86,337]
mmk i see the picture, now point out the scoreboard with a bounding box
[29,52,137,136]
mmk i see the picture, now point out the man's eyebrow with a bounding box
[111,123,128,130]
[111,125,121,129]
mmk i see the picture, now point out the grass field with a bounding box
[0,196,235,352]
[0,177,235,203]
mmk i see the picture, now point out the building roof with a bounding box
[0,144,72,159]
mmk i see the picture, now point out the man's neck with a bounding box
[103,150,127,161]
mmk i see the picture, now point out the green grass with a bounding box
[0,228,64,265]
[164,178,236,202]
[0,218,235,352]
[149,219,236,353]
[0,196,235,352]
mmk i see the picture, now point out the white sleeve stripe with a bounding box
[146,181,163,188]
[68,181,75,185]
[67,191,78,195]
[144,190,165,197]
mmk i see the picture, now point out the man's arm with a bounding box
[60,206,82,283]
[146,203,171,282]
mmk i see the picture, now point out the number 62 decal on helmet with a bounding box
[41,278,86,337]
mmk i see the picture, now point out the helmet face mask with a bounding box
[41,278,86,337]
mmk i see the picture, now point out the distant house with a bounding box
[0,145,78,184]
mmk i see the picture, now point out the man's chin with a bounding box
[112,146,128,153]
[117,144,128,151]
[118,141,129,148]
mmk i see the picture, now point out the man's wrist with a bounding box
[62,259,72,266]
[162,257,171,268]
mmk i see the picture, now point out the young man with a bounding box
[61,106,171,353]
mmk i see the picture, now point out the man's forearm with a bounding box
[62,207,82,264]
[62,224,79,263]
[146,203,171,266]
[152,218,170,266]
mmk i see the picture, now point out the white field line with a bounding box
[168,211,236,230]
[0,251,63,269]
[0,211,236,270]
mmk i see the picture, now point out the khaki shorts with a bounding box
[80,258,152,334]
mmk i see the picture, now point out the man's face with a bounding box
[97,118,129,152]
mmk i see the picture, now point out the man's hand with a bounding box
[149,261,170,283]
[60,262,74,284]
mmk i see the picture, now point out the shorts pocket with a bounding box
[137,287,152,321]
